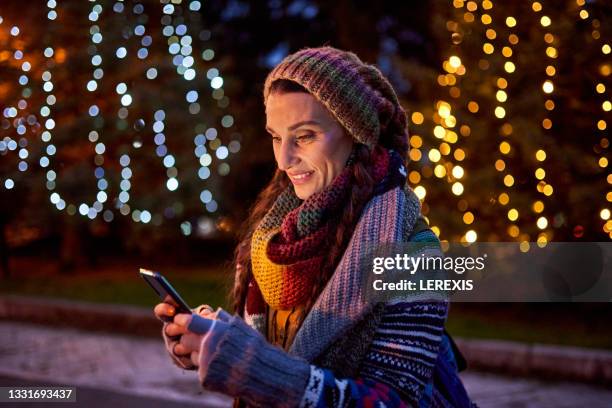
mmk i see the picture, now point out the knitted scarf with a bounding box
[247,147,406,314]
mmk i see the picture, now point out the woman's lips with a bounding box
[288,171,314,185]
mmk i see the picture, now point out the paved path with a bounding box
[1,321,611,408]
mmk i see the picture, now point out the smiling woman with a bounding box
[265,84,354,199]
[155,46,475,408]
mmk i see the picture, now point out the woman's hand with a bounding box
[166,313,204,367]
[153,295,179,323]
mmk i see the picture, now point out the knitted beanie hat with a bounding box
[263,46,408,149]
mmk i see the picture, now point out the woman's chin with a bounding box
[293,184,316,200]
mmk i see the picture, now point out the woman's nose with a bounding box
[276,140,299,171]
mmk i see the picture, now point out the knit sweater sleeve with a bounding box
[299,301,448,408]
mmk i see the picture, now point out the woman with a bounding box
[155,46,474,407]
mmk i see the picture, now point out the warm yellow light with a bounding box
[537,235,548,247]
[504,174,515,187]
[445,113,457,126]
[542,80,554,93]
[481,14,491,24]
[602,44,611,55]
[431,225,441,236]
[532,2,542,12]
[483,0,492,9]
[535,168,546,180]
[605,220,612,233]
[509,34,519,45]
[409,148,422,162]
[540,16,551,27]
[452,182,464,195]
[449,56,462,69]
[579,9,589,19]
[546,47,558,58]
[486,29,496,40]
[445,131,458,144]
[414,185,426,200]
[466,1,477,11]
[502,46,513,57]
[497,77,508,89]
[597,83,606,93]
[495,106,506,118]
[468,101,479,113]
[499,192,510,205]
[439,105,451,118]
[452,165,464,179]
[576,0,585,6]
[601,64,611,76]
[464,12,475,23]
[598,120,607,130]
[454,149,466,161]
[496,90,508,102]
[508,208,519,221]
[465,230,477,243]
[520,241,530,253]
[536,149,547,161]
[483,43,494,54]
[544,33,554,44]
[600,157,609,168]
[501,123,513,136]
[506,17,517,27]
[463,211,474,224]
[460,125,471,136]
[411,112,424,125]
[440,143,451,156]
[434,125,446,139]
[545,99,555,110]
[603,101,611,112]
[453,0,464,8]
[504,61,515,73]
[410,135,423,148]
[533,200,544,213]
[543,184,554,196]
[408,170,421,184]
[429,149,441,162]
[600,208,611,220]
[537,216,548,229]
[546,66,556,76]
[508,225,520,237]
[499,141,511,154]
[542,119,552,130]
[434,164,447,178]
[495,159,506,172]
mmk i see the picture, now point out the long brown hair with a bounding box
[231,78,409,317]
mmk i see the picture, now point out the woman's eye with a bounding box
[296,133,315,142]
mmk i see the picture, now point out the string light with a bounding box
[575,0,611,238]
[0,18,36,191]
[1,1,239,232]
[530,0,556,240]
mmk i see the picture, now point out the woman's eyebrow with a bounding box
[266,120,321,135]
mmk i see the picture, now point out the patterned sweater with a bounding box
[300,300,448,407]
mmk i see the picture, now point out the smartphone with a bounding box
[139,268,192,314]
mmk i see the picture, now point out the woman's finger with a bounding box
[165,322,188,337]
[173,342,190,356]
[154,302,176,321]
[190,351,200,368]
[173,313,193,328]
[180,332,202,352]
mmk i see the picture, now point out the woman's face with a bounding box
[265,92,354,200]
